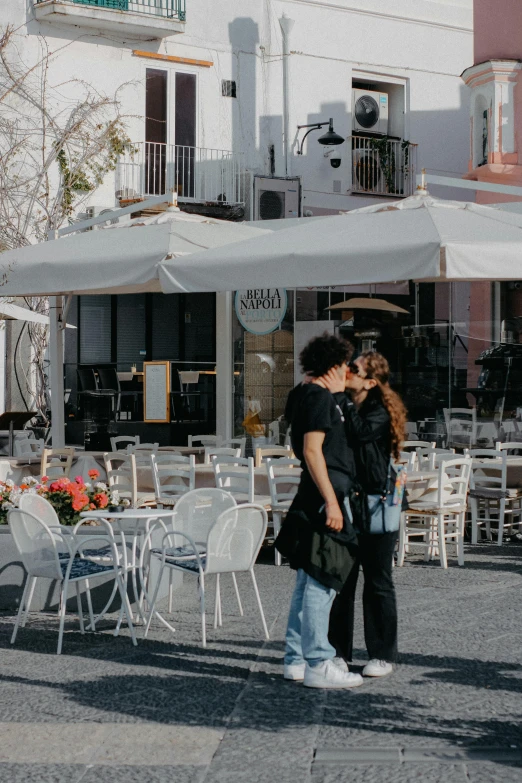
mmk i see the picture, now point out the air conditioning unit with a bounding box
[253,176,301,220]
[352,89,389,135]
[352,148,381,192]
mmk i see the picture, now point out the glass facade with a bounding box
[232,282,522,449]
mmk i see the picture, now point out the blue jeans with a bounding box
[285,569,337,668]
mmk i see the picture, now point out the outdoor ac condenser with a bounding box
[253,176,301,220]
[352,89,389,135]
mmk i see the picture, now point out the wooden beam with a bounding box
[133,50,213,68]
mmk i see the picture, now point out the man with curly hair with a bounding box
[277,333,363,690]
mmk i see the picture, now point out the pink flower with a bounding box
[88,469,100,480]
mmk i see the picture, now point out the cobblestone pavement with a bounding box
[0,542,521,783]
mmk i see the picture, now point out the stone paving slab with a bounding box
[0,543,520,782]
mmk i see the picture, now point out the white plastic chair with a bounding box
[399,456,472,568]
[188,435,222,448]
[110,435,140,452]
[204,446,241,465]
[266,457,300,566]
[255,446,292,468]
[220,437,247,457]
[144,502,269,647]
[468,449,521,544]
[151,453,196,507]
[40,448,75,479]
[8,507,136,654]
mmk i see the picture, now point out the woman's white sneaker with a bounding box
[332,656,349,673]
[284,662,306,681]
[304,660,363,689]
[362,659,393,677]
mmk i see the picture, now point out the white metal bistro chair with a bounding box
[203,446,241,465]
[188,434,222,448]
[255,446,292,467]
[151,453,196,507]
[399,457,472,568]
[110,435,140,452]
[40,448,75,479]
[468,449,521,544]
[144,502,269,647]
[143,488,237,623]
[8,507,136,654]
[266,457,300,566]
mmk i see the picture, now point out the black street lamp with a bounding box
[296,117,344,155]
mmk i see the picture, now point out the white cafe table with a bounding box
[0,451,108,485]
[473,456,522,489]
[406,470,440,503]
[79,508,175,631]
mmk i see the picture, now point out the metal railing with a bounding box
[36,0,186,21]
[351,136,417,197]
[116,142,246,205]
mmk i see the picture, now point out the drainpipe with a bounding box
[279,14,294,177]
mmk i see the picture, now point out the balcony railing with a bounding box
[116,142,247,206]
[36,0,186,20]
[351,136,417,197]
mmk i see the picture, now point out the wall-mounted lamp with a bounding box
[296,117,344,155]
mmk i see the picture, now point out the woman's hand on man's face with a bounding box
[320,366,346,394]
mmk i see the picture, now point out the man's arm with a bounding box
[303,431,343,532]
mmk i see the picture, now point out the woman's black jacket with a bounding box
[334,391,393,495]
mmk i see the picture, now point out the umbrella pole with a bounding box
[49,296,65,448]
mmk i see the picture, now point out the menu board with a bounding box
[144,361,170,423]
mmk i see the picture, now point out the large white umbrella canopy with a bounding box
[0,209,271,297]
[158,193,522,292]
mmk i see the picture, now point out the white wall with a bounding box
[3,0,473,217]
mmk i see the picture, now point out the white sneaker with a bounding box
[332,656,349,673]
[363,659,393,677]
[304,660,364,689]
[284,662,306,681]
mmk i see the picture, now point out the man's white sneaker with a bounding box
[362,659,393,677]
[332,656,349,673]
[284,662,306,681]
[304,660,364,689]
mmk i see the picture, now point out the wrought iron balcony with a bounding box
[34,0,186,39]
[116,142,247,207]
[351,136,417,197]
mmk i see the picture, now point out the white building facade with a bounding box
[2,0,474,445]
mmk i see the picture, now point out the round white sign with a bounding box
[235,288,287,335]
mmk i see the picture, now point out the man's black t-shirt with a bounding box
[285,383,355,484]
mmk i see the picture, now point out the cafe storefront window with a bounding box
[232,281,522,451]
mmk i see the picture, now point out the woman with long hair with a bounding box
[323,350,407,678]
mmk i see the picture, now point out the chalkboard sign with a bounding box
[144,361,170,423]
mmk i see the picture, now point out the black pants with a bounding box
[329,531,398,663]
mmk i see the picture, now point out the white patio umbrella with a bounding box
[0,209,271,446]
[158,192,522,292]
[0,209,271,297]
